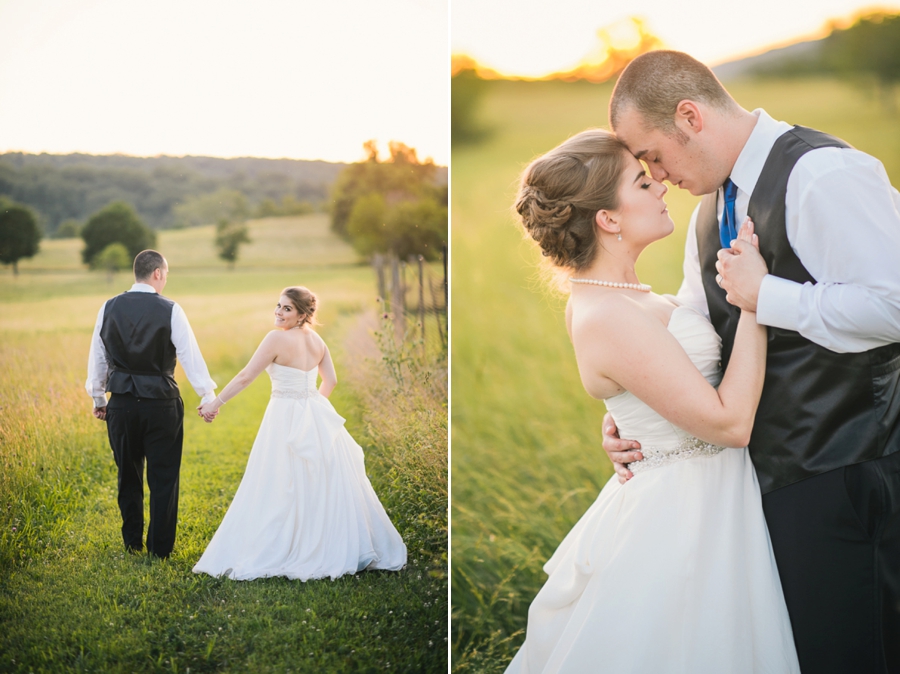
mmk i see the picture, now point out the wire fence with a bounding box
[372,245,447,353]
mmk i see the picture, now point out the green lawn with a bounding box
[0,214,448,672]
[450,76,900,672]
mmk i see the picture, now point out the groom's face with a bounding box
[613,108,714,196]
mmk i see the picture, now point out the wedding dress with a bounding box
[506,304,800,673]
[193,363,406,580]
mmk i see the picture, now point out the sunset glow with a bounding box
[452,0,900,78]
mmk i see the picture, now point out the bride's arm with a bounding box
[317,345,337,398]
[198,331,280,418]
[577,296,766,448]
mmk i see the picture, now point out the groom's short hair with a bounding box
[609,50,735,137]
[133,249,165,280]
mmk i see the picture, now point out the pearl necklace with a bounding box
[569,277,652,292]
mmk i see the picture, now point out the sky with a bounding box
[451,0,900,78]
[0,0,449,165]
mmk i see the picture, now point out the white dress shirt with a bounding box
[677,109,900,353]
[85,283,217,407]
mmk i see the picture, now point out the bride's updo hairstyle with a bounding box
[515,129,629,271]
[282,286,320,327]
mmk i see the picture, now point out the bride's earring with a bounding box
[616,231,622,241]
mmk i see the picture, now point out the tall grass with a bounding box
[0,214,448,672]
[450,77,900,672]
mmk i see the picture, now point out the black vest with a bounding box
[100,291,180,399]
[697,126,900,494]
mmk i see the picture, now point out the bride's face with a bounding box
[609,152,675,246]
[274,295,303,330]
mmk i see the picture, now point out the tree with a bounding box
[0,198,41,275]
[94,242,131,283]
[451,66,490,146]
[330,140,440,239]
[173,188,249,228]
[330,141,447,259]
[826,13,900,111]
[346,193,388,257]
[385,198,448,260]
[214,219,251,268]
[81,201,156,268]
[54,219,81,239]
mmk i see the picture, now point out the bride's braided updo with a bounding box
[515,129,629,271]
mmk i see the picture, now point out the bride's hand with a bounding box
[198,401,219,423]
[737,217,759,249]
[715,218,768,312]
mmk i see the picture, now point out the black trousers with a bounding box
[105,394,184,558]
[762,451,900,674]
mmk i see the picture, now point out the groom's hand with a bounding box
[602,413,642,484]
[715,235,768,313]
[92,406,107,421]
[197,402,219,423]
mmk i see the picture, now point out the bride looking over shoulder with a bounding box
[505,129,799,673]
[193,286,406,582]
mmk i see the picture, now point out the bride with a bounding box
[508,130,799,672]
[192,286,406,581]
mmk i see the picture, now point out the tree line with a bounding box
[1,141,448,274]
[750,12,900,110]
[0,153,346,235]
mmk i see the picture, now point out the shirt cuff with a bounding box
[756,274,803,331]
[93,396,108,408]
[200,392,217,405]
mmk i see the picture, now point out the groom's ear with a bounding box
[674,100,704,135]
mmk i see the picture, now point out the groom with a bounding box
[603,51,900,673]
[86,249,218,558]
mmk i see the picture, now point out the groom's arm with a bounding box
[721,148,900,352]
[170,303,217,405]
[85,302,109,419]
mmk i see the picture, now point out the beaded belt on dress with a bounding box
[626,436,725,474]
[271,389,319,400]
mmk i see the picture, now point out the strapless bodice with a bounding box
[605,304,726,472]
[267,362,319,399]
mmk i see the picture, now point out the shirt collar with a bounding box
[729,109,793,196]
[128,283,158,294]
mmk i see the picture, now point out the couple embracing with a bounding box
[508,51,900,673]
[86,249,406,580]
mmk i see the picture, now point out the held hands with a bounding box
[602,412,642,484]
[715,218,768,312]
[197,398,221,423]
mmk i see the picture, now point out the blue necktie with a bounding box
[719,178,738,249]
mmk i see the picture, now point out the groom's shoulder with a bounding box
[107,291,177,312]
[793,142,884,185]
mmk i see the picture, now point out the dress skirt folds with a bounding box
[505,305,800,673]
[193,363,406,581]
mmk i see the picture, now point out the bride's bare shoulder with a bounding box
[570,292,655,339]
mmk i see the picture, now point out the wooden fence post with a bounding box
[390,253,403,339]
[441,244,448,309]
[417,255,426,356]
[429,278,445,349]
[374,253,386,307]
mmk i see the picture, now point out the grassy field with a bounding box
[450,76,900,671]
[0,214,448,673]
